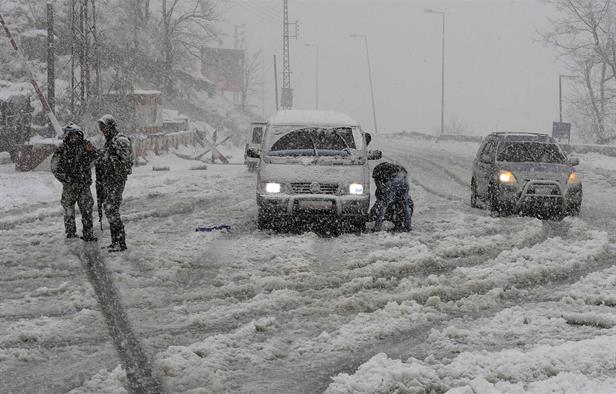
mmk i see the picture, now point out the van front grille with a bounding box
[290,182,339,194]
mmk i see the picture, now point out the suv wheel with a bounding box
[568,202,581,216]
[470,178,479,208]
[488,182,502,213]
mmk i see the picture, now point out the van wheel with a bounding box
[347,216,367,233]
[470,178,479,208]
[257,211,271,230]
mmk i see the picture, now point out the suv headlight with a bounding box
[568,171,580,185]
[349,183,364,195]
[498,170,517,184]
[263,182,282,193]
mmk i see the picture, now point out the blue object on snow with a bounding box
[195,224,231,232]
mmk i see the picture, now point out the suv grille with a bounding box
[527,183,561,196]
[290,182,339,194]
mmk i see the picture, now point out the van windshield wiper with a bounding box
[308,134,319,157]
[331,128,352,155]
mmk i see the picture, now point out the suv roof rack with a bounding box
[489,132,547,136]
[487,132,553,141]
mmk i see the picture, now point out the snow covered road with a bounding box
[1,136,616,393]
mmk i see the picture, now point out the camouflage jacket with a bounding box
[51,139,98,185]
[96,131,133,181]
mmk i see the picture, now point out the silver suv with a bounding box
[471,132,582,219]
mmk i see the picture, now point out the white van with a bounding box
[246,110,382,231]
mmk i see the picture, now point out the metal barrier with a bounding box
[131,130,198,162]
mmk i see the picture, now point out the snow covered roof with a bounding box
[162,108,189,122]
[268,110,359,127]
[133,90,161,96]
[0,81,32,101]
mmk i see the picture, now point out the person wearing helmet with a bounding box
[51,122,98,241]
[370,161,414,232]
[95,114,133,252]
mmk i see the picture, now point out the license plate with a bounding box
[534,186,553,195]
[298,200,333,210]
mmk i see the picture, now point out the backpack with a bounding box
[113,133,134,176]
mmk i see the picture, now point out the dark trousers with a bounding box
[102,178,127,247]
[61,183,94,238]
[373,174,413,231]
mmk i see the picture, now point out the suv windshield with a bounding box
[497,142,566,163]
[268,127,358,157]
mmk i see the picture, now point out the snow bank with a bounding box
[326,335,616,393]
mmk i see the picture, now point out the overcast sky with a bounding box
[221,0,565,136]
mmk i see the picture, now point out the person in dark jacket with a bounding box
[95,114,133,252]
[51,123,98,241]
[370,161,414,232]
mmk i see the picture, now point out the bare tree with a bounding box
[161,0,219,95]
[240,50,263,111]
[542,0,616,142]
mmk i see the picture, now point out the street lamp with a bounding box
[305,43,319,109]
[425,8,446,135]
[350,33,378,134]
[559,74,576,123]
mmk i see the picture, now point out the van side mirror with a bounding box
[367,150,382,160]
[568,157,580,166]
[246,147,260,159]
[364,132,372,146]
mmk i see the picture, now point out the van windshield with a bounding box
[267,127,362,157]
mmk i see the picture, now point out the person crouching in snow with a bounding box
[51,122,98,241]
[370,161,414,232]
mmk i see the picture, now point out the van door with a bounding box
[252,126,264,144]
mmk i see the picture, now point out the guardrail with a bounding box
[560,143,616,157]
[388,131,436,141]
[435,134,484,143]
[403,133,616,158]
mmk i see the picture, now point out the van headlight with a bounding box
[349,183,364,195]
[264,182,281,193]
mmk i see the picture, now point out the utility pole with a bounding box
[274,54,279,111]
[47,1,55,113]
[234,25,245,107]
[69,0,100,121]
[425,9,446,135]
[305,43,319,109]
[281,0,298,109]
[559,75,562,123]
[558,74,577,122]
[350,34,378,133]
[261,55,266,117]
